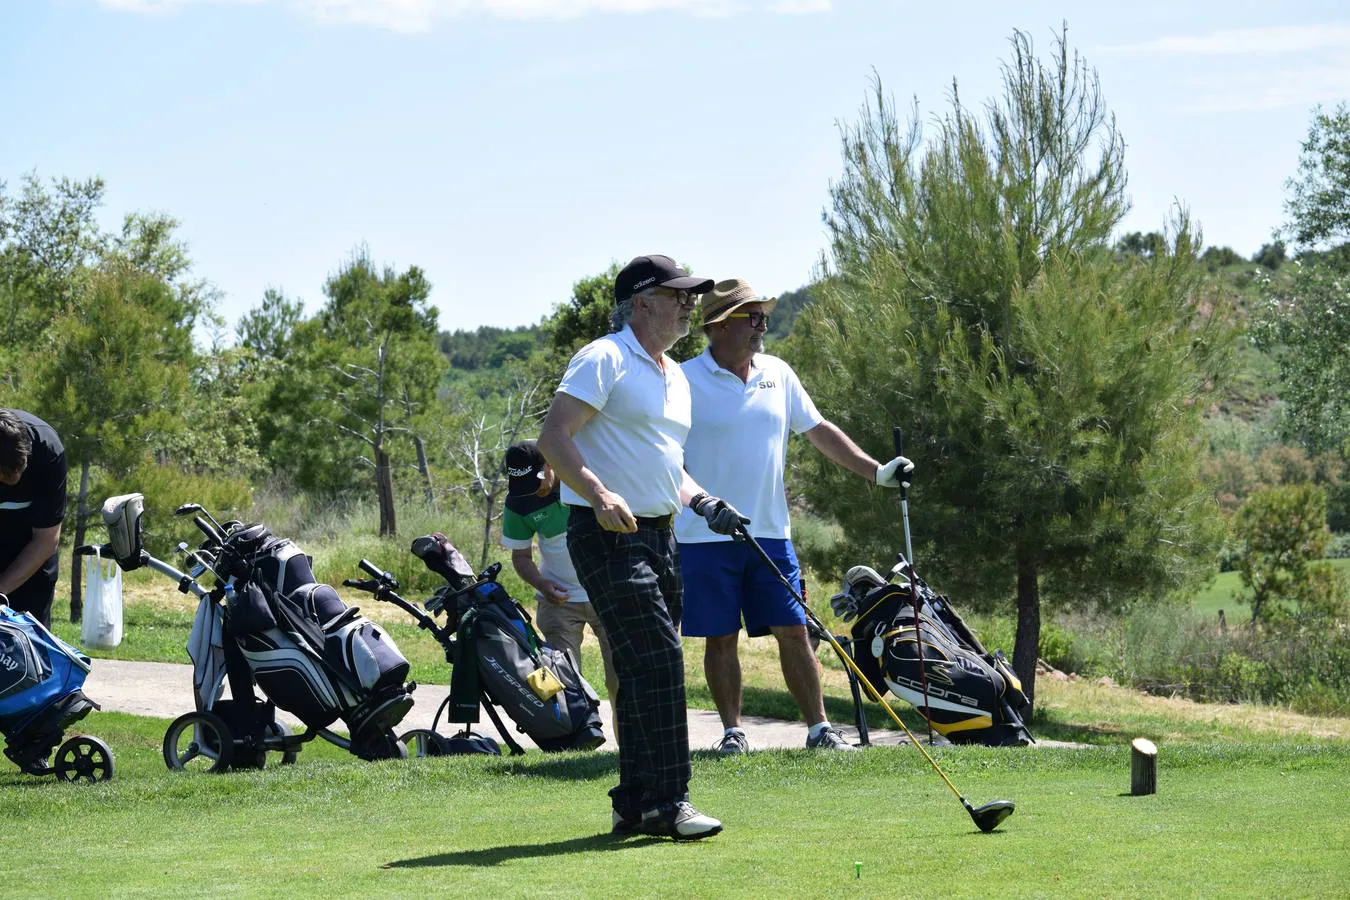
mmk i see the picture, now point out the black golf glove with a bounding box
[689,492,750,536]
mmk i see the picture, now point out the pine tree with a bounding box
[792,27,1232,707]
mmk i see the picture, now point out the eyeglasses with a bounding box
[646,287,698,308]
[724,311,770,329]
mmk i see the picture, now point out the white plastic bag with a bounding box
[82,546,124,650]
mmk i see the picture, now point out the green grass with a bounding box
[2,711,1347,897]
[1189,559,1350,622]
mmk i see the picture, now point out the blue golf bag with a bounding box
[0,603,115,781]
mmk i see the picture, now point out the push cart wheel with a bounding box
[233,748,269,770]
[264,720,300,765]
[54,736,115,783]
[352,727,409,761]
[163,712,235,773]
[400,728,446,758]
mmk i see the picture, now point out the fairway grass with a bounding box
[1189,559,1350,622]
[28,559,1349,895]
[2,713,1347,898]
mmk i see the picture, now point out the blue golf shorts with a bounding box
[679,538,805,638]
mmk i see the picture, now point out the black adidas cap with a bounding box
[613,254,715,303]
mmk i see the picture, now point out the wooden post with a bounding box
[1131,737,1157,795]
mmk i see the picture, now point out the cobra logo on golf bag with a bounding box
[883,673,982,711]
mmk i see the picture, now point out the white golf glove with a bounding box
[875,455,915,489]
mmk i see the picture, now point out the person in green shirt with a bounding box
[501,440,618,739]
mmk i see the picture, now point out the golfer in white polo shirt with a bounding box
[538,254,748,842]
[676,278,914,754]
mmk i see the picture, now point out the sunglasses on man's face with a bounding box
[724,311,770,329]
[651,288,697,308]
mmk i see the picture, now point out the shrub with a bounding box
[243,490,532,601]
[1233,484,1331,624]
[95,461,253,559]
[1060,597,1350,715]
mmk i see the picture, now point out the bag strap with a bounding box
[480,697,526,756]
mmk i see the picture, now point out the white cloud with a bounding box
[767,0,829,13]
[1098,23,1350,113]
[96,0,829,31]
[97,0,265,10]
[1177,57,1350,113]
[1102,23,1350,57]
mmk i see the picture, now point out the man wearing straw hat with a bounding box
[676,278,914,755]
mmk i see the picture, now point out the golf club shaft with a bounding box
[736,527,969,805]
[893,427,916,568]
[894,427,933,742]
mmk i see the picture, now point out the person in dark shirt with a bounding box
[0,409,68,628]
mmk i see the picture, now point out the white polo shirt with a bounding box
[675,350,823,543]
[556,325,691,517]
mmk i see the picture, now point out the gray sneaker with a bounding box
[713,730,749,755]
[640,801,723,841]
[806,725,856,750]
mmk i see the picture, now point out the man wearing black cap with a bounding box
[501,439,618,726]
[538,254,748,842]
[0,409,67,628]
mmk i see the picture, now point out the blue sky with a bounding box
[3,1,1348,337]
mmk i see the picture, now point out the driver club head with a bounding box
[174,503,203,517]
[965,799,1015,833]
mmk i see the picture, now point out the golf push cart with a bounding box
[94,493,415,772]
[0,601,115,783]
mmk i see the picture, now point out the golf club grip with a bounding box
[358,558,385,580]
[893,426,903,459]
[193,515,224,544]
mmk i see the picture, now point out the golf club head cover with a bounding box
[689,492,751,536]
[875,455,915,489]
[411,532,477,590]
[831,565,888,622]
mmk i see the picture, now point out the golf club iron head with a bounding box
[965,799,1015,833]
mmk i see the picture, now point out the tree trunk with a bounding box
[414,434,435,509]
[479,494,496,570]
[376,447,397,537]
[1012,548,1040,711]
[69,458,90,623]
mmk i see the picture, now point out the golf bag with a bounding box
[209,522,415,758]
[412,534,606,753]
[0,603,115,780]
[831,566,1033,747]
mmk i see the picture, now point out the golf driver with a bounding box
[734,523,1016,833]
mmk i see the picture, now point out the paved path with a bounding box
[85,658,916,752]
[86,658,1084,752]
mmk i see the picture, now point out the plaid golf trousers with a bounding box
[566,506,689,814]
